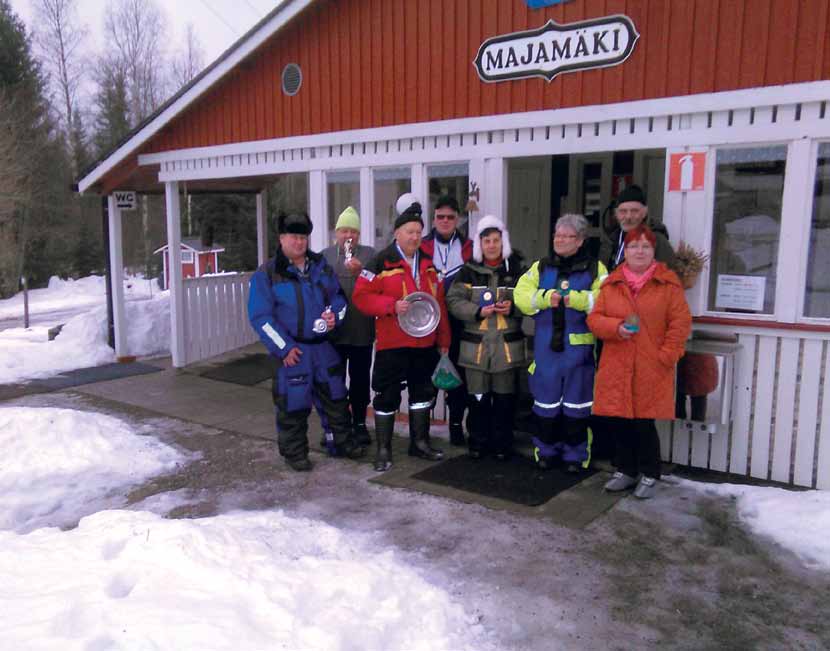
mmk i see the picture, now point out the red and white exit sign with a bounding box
[668,152,706,192]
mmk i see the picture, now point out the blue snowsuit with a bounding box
[515,252,607,466]
[248,249,351,461]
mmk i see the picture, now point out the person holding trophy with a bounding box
[323,206,376,446]
[446,215,526,460]
[588,224,691,499]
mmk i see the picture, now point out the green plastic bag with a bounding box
[432,353,462,390]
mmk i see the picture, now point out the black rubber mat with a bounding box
[201,353,277,386]
[0,361,163,401]
[410,454,596,507]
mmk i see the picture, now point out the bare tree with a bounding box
[103,0,167,124]
[171,23,205,89]
[32,0,87,134]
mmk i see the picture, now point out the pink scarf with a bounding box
[622,261,657,297]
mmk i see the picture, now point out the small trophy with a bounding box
[343,238,353,262]
[313,306,332,334]
[558,279,571,296]
[624,313,640,333]
[479,289,495,308]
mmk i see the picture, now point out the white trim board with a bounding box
[139,81,830,167]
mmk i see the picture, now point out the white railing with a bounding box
[182,273,258,365]
[658,326,830,489]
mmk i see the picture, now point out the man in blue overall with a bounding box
[248,213,366,471]
[515,214,607,473]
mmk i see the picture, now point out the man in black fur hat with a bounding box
[598,184,676,272]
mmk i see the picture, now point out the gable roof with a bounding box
[153,238,226,255]
[77,0,312,194]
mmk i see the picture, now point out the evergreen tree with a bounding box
[92,61,131,158]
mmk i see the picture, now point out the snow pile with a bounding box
[0,292,170,384]
[678,478,830,570]
[0,407,185,533]
[0,509,486,651]
[0,274,158,319]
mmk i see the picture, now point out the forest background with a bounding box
[0,0,293,299]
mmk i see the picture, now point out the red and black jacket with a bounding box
[352,243,451,351]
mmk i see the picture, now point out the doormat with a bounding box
[0,361,163,401]
[410,454,596,507]
[201,353,277,386]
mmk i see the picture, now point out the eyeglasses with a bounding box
[554,233,578,240]
[434,214,457,221]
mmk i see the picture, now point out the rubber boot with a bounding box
[466,393,491,459]
[373,412,395,472]
[491,393,515,460]
[408,407,443,461]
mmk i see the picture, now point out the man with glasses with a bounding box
[420,195,473,446]
[248,213,367,472]
[515,214,608,473]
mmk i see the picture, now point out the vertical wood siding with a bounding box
[144,0,830,155]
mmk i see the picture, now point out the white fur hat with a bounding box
[473,215,512,263]
[395,192,421,216]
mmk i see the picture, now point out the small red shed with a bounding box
[154,237,225,289]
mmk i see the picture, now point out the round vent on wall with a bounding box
[281,63,302,96]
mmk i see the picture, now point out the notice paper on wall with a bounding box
[715,274,766,312]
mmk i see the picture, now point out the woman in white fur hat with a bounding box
[445,215,526,460]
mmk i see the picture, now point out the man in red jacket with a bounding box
[353,194,451,472]
[420,195,473,446]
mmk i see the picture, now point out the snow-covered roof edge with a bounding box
[77,0,314,194]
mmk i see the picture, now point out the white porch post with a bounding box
[484,158,507,221]
[165,181,186,367]
[411,163,428,230]
[256,189,268,265]
[359,167,374,247]
[467,158,486,237]
[106,195,127,358]
[309,170,326,252]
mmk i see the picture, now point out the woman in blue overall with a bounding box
[515,214,607,473]
[248,213,366,471]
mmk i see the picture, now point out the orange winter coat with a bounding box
[587,263,692,420]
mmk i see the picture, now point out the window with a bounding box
[373,167,410,247]
[181,250,194,264]
[326,170,361,247]
[804,143,830,318]
[708,146,787,315]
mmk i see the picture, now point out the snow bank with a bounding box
[0,274,158,319]
[0,292,170,384]
[0,407,185,533]
[0,509,486,651]
[678,477,830,571]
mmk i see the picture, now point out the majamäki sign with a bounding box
[474,15,639,83]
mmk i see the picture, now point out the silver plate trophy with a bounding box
[398,291,441,337]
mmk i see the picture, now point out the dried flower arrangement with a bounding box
[674,241,710,289]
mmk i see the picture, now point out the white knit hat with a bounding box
[473,215,512,263]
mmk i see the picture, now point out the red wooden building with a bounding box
[154,238,225,289]
[78,0,830,488]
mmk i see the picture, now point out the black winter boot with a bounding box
[373,412,395,472]
[491,393,516,460]
[408,407,443,461]
[466,393,492,458]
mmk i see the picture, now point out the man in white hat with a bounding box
[322,206,376,445]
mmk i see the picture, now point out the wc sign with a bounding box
[668,152,706,192]
[114,190,137,210]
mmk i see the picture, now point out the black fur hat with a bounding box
[279,213,313,235]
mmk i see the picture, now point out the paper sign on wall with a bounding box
[668,152,705,192]
[715,274,766,312]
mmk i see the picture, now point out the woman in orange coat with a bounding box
[587,225,691,499]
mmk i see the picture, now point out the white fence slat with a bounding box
[817,347,830,489]
[771,338,800,483]
[730,334,757,476]
[709,422,729,472]
[657,420,672,463]
[690,422,710,469]
[750,336,778,480]
[672,416,690,465]
[794,340,822,487]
